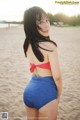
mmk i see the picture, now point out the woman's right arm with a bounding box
[47,43,63,101]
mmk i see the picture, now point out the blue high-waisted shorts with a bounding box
[23,76,58,110]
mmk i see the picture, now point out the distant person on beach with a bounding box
[23,6,62,120]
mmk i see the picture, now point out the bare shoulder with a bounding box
[39,41,57,51]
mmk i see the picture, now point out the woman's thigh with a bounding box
[38,99,59,120]
[25,106,39,120]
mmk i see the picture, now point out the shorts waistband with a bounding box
[30,75,56,85]
[32,75,53,79]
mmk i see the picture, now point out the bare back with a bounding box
[27,42,52,77]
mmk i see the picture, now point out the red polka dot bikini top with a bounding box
[30,62,51,72]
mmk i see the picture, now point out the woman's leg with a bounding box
[25,106,38,120]
[38,99,58,120]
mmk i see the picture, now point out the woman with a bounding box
[23,6,62,120]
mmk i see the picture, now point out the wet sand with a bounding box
[0,25,80,120]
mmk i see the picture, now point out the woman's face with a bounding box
[36,14,50,37]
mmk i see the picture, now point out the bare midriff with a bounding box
[32,68,52,77]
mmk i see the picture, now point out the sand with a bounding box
[0,25,80,120]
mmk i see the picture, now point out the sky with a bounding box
[0,0,80,21]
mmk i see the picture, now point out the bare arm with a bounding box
[47,43,62,101]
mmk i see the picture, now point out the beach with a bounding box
[0,25,80,120]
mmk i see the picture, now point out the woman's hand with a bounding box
[57,96,61,103]
[57,83,62,103]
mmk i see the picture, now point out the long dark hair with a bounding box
[23,6,57,62]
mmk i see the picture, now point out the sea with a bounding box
[0,23,19,28]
